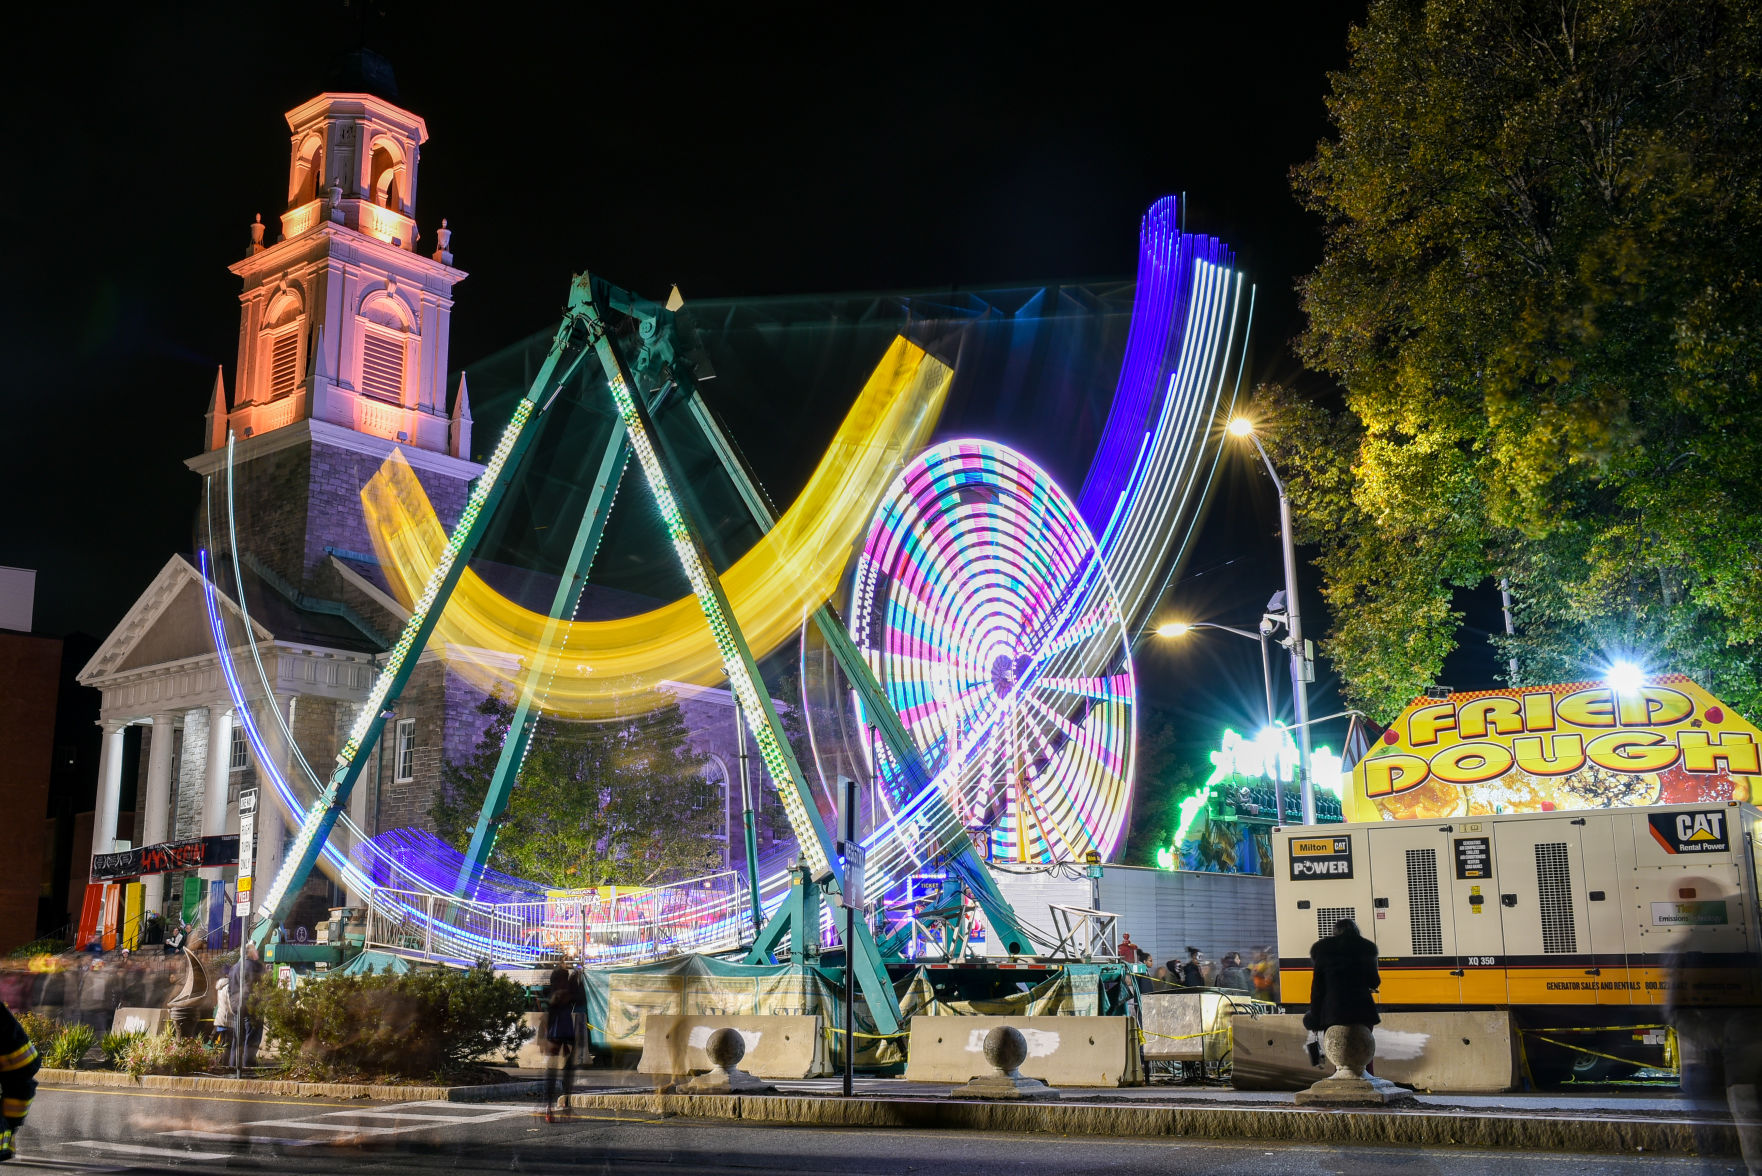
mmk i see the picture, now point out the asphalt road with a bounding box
[16,1084,1747,1175]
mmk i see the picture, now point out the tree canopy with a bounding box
[1272,0,1762,721]
[434,693,723,887]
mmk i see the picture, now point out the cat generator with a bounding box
[1273,802,1762,1082]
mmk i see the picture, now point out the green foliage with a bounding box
[254,963,533,1082]
[18,1011,62,1055]
[119,1029,220,1077]
[45,1022,95,1070]
[6,938,68,958]
[434,692,721,887]
[99,1030,144,1068]
[1282,0,1762,720]
[1119,720,1199,866]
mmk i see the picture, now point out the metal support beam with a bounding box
[680,391,1035,955]
[250,282,596,946]
[452,426,630,898]
[579,284,899,1032]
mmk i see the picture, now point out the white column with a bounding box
[201,707,234,882]
[141,712,177,916]
[92,721,128,858]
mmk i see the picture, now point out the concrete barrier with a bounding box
[1231,1011,1518,1092]
[111,1007,167,1036]
[637,1015,828,1080]
[904,1016,1144,1087]
[1140,993,1232,1065]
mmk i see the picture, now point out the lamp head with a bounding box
[1227,417,1255,438]
[1155,622,1191,639]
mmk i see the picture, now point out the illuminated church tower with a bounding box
[189,49,479,597]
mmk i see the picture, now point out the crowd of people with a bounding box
[1116,934,1278,1001]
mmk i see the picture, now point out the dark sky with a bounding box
[0,2,1498,769]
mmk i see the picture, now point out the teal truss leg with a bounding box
[250,280,598,947]
[452,427,629,898]
[680,385,1034,955]
[578,281,899,1034]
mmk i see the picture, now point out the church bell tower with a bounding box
[188,51,480,598]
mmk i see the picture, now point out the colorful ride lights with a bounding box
[850,439,1136,866]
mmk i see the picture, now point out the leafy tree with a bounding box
[1120,720,1199,866]
[434,692,722,887]
[1277,0,1762,720]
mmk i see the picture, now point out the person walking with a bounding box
[1214,952,1253,994]
[1178,946,1206,988]
[540,967,581,1122]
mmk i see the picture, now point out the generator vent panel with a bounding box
[1535,841,1578,953]
[1317,906,1357,941]
[1405,848,1444,955]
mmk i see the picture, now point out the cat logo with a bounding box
[1289,835,1354,880]
[1648,810,1730,855]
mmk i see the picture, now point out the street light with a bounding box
[1229,418,1318,825]
[1153,619,1283,823]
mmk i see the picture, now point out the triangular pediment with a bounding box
[78,555,269,684]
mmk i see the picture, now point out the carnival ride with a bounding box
[198,196,1251,1030]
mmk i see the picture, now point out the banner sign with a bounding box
[1647,809,1732,855]
[91,835,240,882]
[1347,675,1761,822]
[236,788,257,916]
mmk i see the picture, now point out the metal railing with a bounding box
[361,871,756,967]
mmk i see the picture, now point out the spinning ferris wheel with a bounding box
[850,440,1137,864]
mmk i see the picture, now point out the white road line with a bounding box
[72,1140,232,1161]
[318,1110,484,1122]
[163,1129,322,1147]
[240,1118,401,1134]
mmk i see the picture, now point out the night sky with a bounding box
[2,3,1505,774]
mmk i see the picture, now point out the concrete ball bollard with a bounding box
[1294,1024,1415,1106]
[682,1027,773,1095]
[948,1026,1059,1100]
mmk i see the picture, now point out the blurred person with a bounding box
[1179,947,1206,988]
[228,946,263,1068]
[1215,952,1253,994]
[211,975,234,1053]
[541,967,582,1121]
[1252,947,1277,1003]
[1664,878,1762,1174]
[0,1003,39,1161]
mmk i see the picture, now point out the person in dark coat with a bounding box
[0,1003,40,1161]
[1302,919,1381,1032]
[540,967,582,1122]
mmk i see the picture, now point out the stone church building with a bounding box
[75,55,772,942]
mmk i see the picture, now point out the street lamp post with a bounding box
[1229,418,1317,825]
[1152,620,1284,824]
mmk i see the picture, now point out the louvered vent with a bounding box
[1535,841,1577,953]
[1317,906,1357,941]
[361,331,405,402]
[269,331,300,397]
[1405,847,1443,955]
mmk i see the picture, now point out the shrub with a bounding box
[120,1030,220,1077]
[255,962,532,1082]
[46,1023,96,1070]
[19,1011,62,1054]
[100,1030,143,1068]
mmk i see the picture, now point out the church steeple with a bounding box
[206,55,466,457]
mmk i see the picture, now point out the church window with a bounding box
[360,330,405,402]
[229,724,248,771]
[291,135,324,206]
[395,719,416,782]
[269,331,301,398]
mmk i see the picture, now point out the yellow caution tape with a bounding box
[1526,1033,1674,1074]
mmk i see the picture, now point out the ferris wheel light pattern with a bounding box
[852,440,1136,864]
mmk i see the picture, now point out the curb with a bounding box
[565,1090,1737,1156]
[38,1068,544,1103]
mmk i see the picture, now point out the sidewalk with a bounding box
[543,1071,1737,1156]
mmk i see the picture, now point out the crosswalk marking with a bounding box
[163,1129,323,1147]
[71,1140,232,1161]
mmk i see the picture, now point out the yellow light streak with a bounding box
[362,336,951,719]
